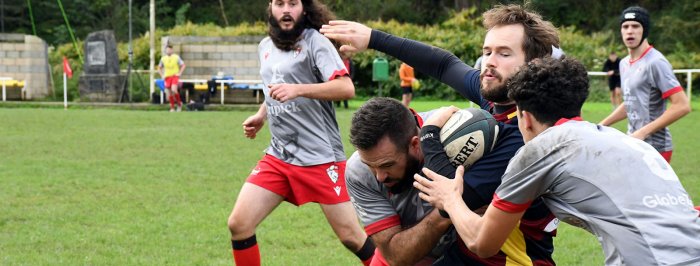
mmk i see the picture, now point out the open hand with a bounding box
[414,166,465,212]
[320,20,372,57]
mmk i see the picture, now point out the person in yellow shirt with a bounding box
[399,62,415,106]
[158,44,186,112]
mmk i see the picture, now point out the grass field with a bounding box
[1,100,699,265]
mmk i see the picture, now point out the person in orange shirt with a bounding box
[399,62,415,106]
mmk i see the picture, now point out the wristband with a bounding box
[420,125,441,142]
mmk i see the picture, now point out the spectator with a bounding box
[157,44,186,112]
[399,62,415,106]
[603,51,622,107]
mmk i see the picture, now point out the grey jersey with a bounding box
[494,120,700,265]
[620,47,683,152]
[258,29,347,166]
[346,151,434,230]
[345,152,454,258]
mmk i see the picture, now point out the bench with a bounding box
[1,77,26,101]
[214,79,264,104]
[154,78,207,104]
[178,78,263,104]
[177,79,207,103]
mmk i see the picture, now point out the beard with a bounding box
[268,13,307,51]
[480,69,510,103]
[388,153,423,194]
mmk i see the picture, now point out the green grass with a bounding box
[1,99,699,265]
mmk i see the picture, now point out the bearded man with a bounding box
[226,1,373,265]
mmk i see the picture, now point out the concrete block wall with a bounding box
[163,36,265,81]
[0,34,51,99]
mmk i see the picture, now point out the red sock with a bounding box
[168,95,175,108]
[232,236,260,266]
[174,93,182,106]
[232,245,260,266]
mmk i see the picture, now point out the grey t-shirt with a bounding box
[345,151,455,259]
[620,47,683,152]
[346,151,434,229]
[494,120,700,265]
[258,29,347,166]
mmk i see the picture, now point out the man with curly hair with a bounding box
[226,1,373,265]
[415,56,700,265]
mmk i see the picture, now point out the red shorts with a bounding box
[246,154,350,206]
[660,150,672,163]
[164,76,179,89]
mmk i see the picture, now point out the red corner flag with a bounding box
[62,57,73,78]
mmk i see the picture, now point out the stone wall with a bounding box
[0,34,51,100]
[163,36,265,81]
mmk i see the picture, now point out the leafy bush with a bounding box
[49,11,699,102]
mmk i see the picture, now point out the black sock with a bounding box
[232,234,257,250]
[354,237,375,261]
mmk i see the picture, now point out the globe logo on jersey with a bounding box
[642,193,692,208]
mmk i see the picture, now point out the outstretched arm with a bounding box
[370,30,481,102]
[322,21,481,103]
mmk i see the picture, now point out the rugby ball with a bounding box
[440,108,499,169]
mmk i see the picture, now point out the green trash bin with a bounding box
[372,58,389,82]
